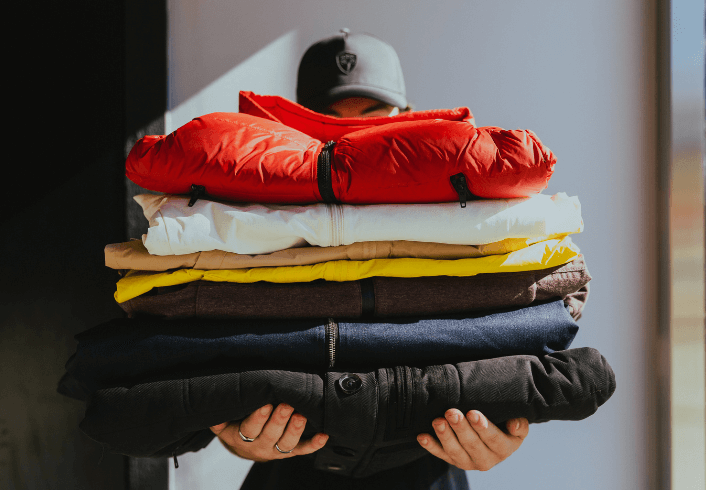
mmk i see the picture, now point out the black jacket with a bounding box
[61,347,615,478]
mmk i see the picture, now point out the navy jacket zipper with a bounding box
[325,318,338,368]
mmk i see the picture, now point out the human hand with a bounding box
[209,403,329,463]
[417,410,529,471]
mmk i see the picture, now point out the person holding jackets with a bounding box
[211,29,530,490]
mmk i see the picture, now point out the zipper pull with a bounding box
[172,452,179,469]
[188,184,206,207]
[449,173,472,208]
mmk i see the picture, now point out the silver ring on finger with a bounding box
[238,427,256,443]
[275,443,294,454]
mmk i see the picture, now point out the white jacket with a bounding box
[136,193,583,256]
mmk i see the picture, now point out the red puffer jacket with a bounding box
[238,90,476,141]
[126,112,555,205]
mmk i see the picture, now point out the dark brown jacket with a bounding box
[120,257,590,321]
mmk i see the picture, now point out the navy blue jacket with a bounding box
[64,300,578,393]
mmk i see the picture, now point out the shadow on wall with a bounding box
[166,0,431,131]
[167,30,299,131]
[166,0,422,121]
[167,0,304,109]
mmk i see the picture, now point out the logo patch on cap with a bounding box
[336,52,357,74]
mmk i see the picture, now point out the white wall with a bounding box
[166,1,660,488]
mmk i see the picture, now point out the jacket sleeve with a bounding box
[441,346,614,426]
[332,120,556,203]
[125,112,324,204]
[79,369,326,457]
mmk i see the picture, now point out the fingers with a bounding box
[295,433,330,456]
[263,407,329,457]
[238,404,275,443]
[417,409,530,471]
[417,432,453,465]
[210,404,272,449]
[466,411,526,458]
[208,403,328,462]
[256,403,294,447]
[433,414,476,469]
[447,410,493,470]
[274,413,307,453]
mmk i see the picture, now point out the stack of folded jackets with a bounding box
[59,92,615,478]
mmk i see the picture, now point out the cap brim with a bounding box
[305,84,407,112]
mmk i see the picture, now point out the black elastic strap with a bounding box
[317,141,338,203]
[360,278,375,318]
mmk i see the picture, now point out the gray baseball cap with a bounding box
[296,29,407,112]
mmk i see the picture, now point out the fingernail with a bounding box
[514,419,521,432]
[435,421,446,433]
[260,405,273,415]
[468,411,480,424]
[280,404,293,416]
[292,415,305,428]
[448,411,460,424]
[317,434,329,445]
[418,436,428,446]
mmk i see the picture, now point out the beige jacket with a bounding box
[106,234,572,271]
